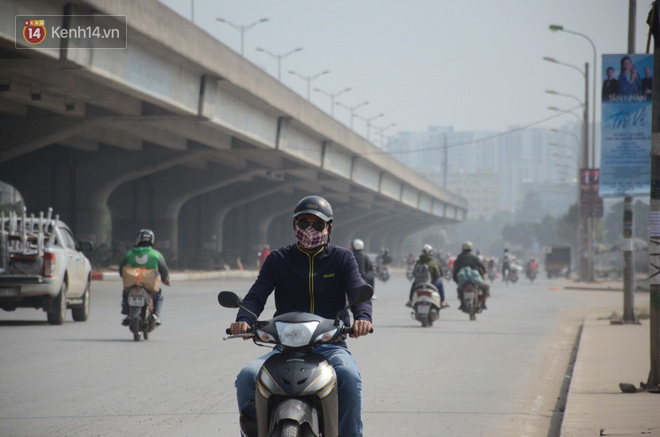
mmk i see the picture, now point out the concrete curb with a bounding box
[91,270,259,281]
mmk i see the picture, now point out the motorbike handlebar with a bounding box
[341,326,374,335]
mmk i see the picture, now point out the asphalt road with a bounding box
[0,272,628,437]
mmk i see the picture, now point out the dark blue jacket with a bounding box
[236,243,372,328]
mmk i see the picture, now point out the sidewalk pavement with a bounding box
[560,281,660,436]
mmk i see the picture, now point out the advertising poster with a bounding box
[599,54,653,197]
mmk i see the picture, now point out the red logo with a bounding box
[23,20,46,44]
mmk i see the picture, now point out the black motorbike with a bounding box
[526,267,537,283]
[126,285,157,341]
[509,267,519,283]
[460,281,484,321]
[441,266,453,281]
[376,263,390,282]
[219,284,373,437]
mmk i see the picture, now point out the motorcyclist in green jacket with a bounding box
[119,229,170,325]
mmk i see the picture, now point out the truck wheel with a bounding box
[72,281,90,322]
[47,282,67,325]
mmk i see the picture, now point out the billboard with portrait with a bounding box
[599,54,653,197]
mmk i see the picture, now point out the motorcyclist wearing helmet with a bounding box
[351,238,377,299]
[230,195,373,437]
[406,244,448,308]
[119,229,170,325]
[378,248,392,266]
[501,248,512,280]
[452,241,490,310]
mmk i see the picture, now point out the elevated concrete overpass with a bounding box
[0,0,467,265]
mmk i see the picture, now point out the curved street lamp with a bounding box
[550,128,580,147]
[314,87,351,117]
[256,47,303,81]
[356,113,384,141]
[288,70,330,100]
[335,100,369,129]
[216,17,269,56]
[549,24,597,167]
[543,56,589,168]
[373,122,397,147]
[550,142,579,159]
[546,89,584,106]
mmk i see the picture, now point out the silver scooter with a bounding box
[219,284,373,437]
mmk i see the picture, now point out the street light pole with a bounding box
[256,47,303,81]
[549,24,597,168]
[314,87,351,117]
[356,113,384,141]
[335,101,369,129]
[216,17,269,56]
[373,122,397,147]
[545,57,592,281]
[288,70,330,100]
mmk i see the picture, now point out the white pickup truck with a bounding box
[0,208,93,325]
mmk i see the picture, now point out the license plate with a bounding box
[416,303,430,314]
[128,296,145,306]
[0,287,19,297]
[463,291,476,300]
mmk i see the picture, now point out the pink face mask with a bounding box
[295,225,329,249]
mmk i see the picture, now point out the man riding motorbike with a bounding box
[526,258,539,279]
[406,244,448,308]
[229,195,373,437]
[119,229,170,325]
[351,238,377,300]
[452,241,490,310]
[501,248,512,281]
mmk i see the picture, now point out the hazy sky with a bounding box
[158,0,654,138]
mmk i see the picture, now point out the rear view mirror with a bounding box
[218,291,242,308]
[348,284,374,306]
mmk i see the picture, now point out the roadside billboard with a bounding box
[599,54,653,197]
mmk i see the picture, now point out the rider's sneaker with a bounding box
[121,317,130,326]
[481,302,488,310]
[371,295,378,300]
[405,301,412,308]
[152,313,162,325]
[440,302,449,309]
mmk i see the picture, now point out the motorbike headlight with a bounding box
[315,328,337,343]
[275,321,319,347]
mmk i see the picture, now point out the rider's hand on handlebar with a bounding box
[350,320,372,338]
[230,321,251,339]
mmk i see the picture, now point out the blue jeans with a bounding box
[432,279,446,302]
[235,343,364,437]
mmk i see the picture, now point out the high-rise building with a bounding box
[387,124,581,218]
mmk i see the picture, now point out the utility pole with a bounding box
[623,0,637,323]
[443,133,448,189]
[582,62,591,282]
[647,0,660,390]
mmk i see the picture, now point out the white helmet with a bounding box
[352,239,364,251]
[462,241,473,251]
[422,244,433,255]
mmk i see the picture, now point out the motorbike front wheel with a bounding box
[280,419,300,437]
